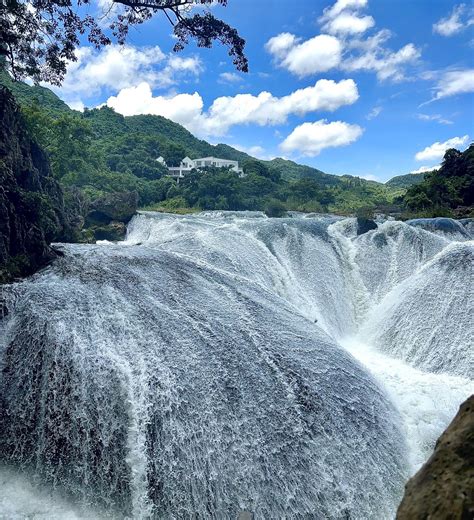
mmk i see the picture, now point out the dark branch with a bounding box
[0,0,247,84]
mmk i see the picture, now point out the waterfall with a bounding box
[0,212,472,519]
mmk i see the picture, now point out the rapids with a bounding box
[0,211,472,519]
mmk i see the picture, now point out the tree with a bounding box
[0,0,247,85]
[243,159,281,182]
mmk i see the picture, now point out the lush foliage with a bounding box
[385,172,426,189]
[402,145,474,217]
[0,0,246,85]
[1,73,410,216]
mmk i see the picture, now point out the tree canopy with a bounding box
[403,144,474,217]
[0,0,247,84]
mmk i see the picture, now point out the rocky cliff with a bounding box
[0,87,67,283]
[397,395,474,519]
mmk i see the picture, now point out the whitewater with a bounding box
[0,212,472,519]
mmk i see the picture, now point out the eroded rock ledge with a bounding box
[397,395,474,519]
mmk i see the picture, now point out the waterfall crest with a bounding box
[0,211,472,519]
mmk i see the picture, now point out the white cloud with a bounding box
[322,0,368,19]
[410,165,441,174]
[280,120,364,156]
[416,113,453,125]
[359,173,380,181]
[107,82,204,122]
[431,69,474,101]
[107,78,359,137]
[265,2,420,82]
[366,105,382,119]
[319,0,374,36]
[49,44,202,106]
[230,144,274,160]
[266,34,342,76]
[265,33,300,60]
[415,135,469,161]
[68,100,85,112]
[322,12,375,35]
[342,30,420,81]
[433,4,474,36]
[219,72,243,83]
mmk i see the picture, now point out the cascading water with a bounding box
[0,211,472,519]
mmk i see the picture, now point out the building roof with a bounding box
[194,157,238,162]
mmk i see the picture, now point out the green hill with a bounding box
[0,69,71,114]
[386,172,426,189]
[0,71,402,215]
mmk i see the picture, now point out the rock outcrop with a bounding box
[0,87,68,283]
[397,395,474,520]
[86,191,138,226]
[356,217,377,235]
[85,191,138,241]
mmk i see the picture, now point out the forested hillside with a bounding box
[402,145,473,217]
[1,71,403,215]
[385,172,425,189]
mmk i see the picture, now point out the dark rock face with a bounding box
[86,191,138,227]
[397,395,474,520]
[93,221,127,241]
[0,87,68,283]
[356,217,377,235]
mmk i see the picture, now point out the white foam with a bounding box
[0,466,108,520]
[341,339,474,473]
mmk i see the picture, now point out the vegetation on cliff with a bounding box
[402,145,474,218]
[0,87,68,283]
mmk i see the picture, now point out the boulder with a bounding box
[86,191,138,226]
[93,221,127,242]
[356,217,377,235]
[397,395,474,520]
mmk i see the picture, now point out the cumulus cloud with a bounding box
[265,33,300,60]
[342,30,421,81]
[266,34,342,76]
[280,120,364,156]
[49,44,202,108]
[415,135,469,161]
[433,4,474,36]
[322,0,368,19]
[322,12,375,35]
[265,1,419,82]
[107,78,359,137]
[430,69,474,101]
[410,165,441,174]
[319,0,374,35]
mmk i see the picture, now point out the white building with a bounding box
[160,156,244,180]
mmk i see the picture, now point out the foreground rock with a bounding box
[397,395,474,519]
[0,87,68,283]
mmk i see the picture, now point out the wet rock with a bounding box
[93,221,127,241]
[356,217,377,235]
[397,395,474,520]
[86,191,138,226]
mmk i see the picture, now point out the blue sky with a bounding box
[50,0,474,182]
